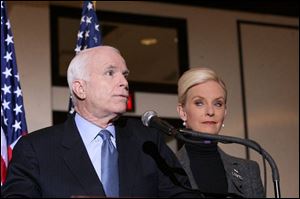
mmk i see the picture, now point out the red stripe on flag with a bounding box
[1,156,7,184]
[8,146,13,162]
[22,131,28,136]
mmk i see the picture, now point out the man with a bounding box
[1,46,192,198]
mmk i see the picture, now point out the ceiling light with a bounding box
[140,38,158,46]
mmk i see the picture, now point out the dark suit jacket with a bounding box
[177,145,265,198]
[2,116,191,198]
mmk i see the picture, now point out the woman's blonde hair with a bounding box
[177,67,227,104]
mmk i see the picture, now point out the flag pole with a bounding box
[93,1,96,10]
[69,0,101,113]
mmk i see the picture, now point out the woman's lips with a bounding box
[202,121,217,125]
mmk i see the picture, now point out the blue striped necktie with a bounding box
[99,129,119,197]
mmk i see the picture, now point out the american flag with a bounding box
[69,0,101,113]
[1,0,28,185]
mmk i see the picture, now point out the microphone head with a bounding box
[141,110,157,127]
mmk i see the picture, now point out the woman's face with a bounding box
[177,80,226,134]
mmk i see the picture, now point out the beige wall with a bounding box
[7,1,298,197]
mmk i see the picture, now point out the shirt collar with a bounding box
[75,113,116,145]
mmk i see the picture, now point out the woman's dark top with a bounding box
[186,140,228,194]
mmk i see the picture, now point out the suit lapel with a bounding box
[61,117,105,196]
[115,118,140,197]
[177,145,199,189]
[218,149,245,196]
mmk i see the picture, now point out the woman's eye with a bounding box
[215,101,224,107]
[195,101,203,106]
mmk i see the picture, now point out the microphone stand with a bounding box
[173,128,281,198]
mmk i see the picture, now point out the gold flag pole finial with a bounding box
[93,1,96,10]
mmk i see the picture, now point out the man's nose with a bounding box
[119,75,129,91]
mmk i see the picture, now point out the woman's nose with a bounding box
[206,105,215,116]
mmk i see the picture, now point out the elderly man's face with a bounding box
[84,48,129,118]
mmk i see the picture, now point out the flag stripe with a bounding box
[1,156,7,184]
[1,0,28,184]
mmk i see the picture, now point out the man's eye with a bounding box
[106,70,114,76]
[123,73,129,79]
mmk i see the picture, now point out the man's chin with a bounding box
[115,106,127,114]
[110,108,126,122]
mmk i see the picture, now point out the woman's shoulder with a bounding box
[218,147,259,168]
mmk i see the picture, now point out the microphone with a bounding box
[141,110,179,136]
[141,111,280,198]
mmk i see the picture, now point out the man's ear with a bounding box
[177,104,187,121]
[72,80,86,100]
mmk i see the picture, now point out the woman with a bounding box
[176,67,265,198]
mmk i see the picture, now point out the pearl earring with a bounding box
[222,123,225,128]
[183,121,186,126]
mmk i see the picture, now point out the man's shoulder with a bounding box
[115,116,147,131]
[24,118,71,142]
[115,116,161,139]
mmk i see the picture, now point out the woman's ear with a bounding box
[72,80,86,100]
[177,104,187,121]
